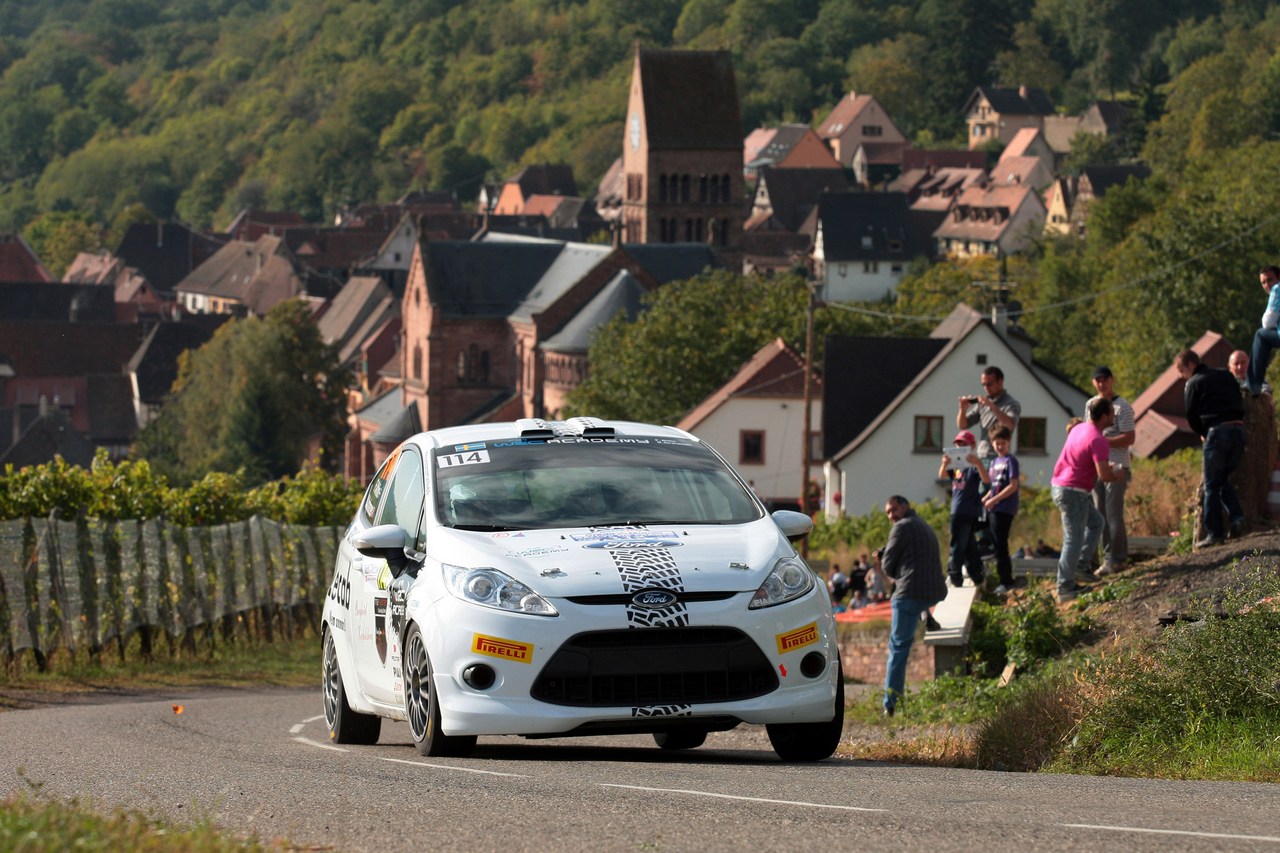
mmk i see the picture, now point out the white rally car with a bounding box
[321,417,843,761]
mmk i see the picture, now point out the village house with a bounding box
[812,191,932,302]
[742,123,842,182]
[816,92,908,174]
[964,85,1056,150]
[676,338,818,510]
[933,182,1047,258]
[820,303,1089,516]
[1043,164,1151,237]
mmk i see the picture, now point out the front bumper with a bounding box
[415,588,840,737]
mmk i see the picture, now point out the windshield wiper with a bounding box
[451,523,528,532]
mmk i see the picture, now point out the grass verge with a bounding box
[0,787,282,852]
[1,634,321,708]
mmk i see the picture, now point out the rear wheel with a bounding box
[766,668,844,762]
[653,729,708,751]
[404,624,477,757]
[323,630,381,745]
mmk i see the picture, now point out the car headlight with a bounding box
[748,556,815,609]
[443,565,558,616]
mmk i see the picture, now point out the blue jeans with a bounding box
[1249,327,1280,393]
[947,513,985,585]
[884,597,932,711]
[1202,424,1245,539]
[1052,485,1102,593]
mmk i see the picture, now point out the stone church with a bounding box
[621,46,745,264]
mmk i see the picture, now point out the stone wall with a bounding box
[837,622,935,687]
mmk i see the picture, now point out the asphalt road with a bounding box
[1,687,1278,852]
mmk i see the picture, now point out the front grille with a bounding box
[531,627,778,707]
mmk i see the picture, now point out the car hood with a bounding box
[430,519,796,596]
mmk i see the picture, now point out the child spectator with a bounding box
[981,425,1022,595]
[939,430,988,587]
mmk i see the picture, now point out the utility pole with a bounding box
[800,280,818,556]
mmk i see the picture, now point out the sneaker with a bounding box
[1078,568,1100,583]
[994,583,1011,595]
[1057,588,1079,603]
[1096,561,1124,577]
[1230,518,1246,539]
[883,706,895,718]
[1194,534,1223,550]
[949,576,964,588]
[925,614,943,632]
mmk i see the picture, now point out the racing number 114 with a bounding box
[437,450,490,468]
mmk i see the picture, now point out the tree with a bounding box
[133,300,352,485]
[564,271,881,424]
[22,210,101,278]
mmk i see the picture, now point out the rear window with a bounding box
[431,437,761,530]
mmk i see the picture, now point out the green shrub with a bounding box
[0,450,361,527]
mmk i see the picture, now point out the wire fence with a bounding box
[0,515,342,669]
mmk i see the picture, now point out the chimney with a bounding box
[992,303,1009,340]
[1018,85,1029,100]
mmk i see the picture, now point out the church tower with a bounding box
[621,47,744,263]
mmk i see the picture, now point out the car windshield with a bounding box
[431,437,762,530]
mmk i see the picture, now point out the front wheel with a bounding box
[404,624,477,757]
[323,630,381,745]
[765,669,844,762]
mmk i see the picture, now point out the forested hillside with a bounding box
[5,0,1280,391]
[0,0,1258,232]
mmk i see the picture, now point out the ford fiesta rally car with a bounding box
[321,417,843,761]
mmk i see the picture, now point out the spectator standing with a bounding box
[1247,265,1280,396]
[865,560,889,602]
[847,558,868,601]
[1230,349,1271,395]
[957,365,1022,464]
[981,426,1021,594]
[939,431,987,587]
[1175,349,1246,547]
[1051,397,1123,603]
[827,564,849,605]
[1089,367,1136,576]
[876,495,947,716]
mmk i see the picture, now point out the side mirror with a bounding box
[352,524,423,577]
[771,510,813,540]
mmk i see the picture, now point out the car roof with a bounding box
[408,417,699,449]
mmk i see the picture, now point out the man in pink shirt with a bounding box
[1051,396,1123,602]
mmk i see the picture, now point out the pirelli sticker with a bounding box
[775,622,819,655]
[472,633,534,664]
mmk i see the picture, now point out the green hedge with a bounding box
[0,450,362,526]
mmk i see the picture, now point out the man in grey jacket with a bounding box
[875,495,947,716]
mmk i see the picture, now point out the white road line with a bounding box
[294,736,347,752]
[302,715,326,723]
[379,756,530,778]
[1063,824,1280,843]
[290,724,305,734]
[600,783,886,812]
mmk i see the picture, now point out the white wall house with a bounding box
[677,339,820,509]
[822,304,1089,517]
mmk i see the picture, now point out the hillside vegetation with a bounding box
[6,1,1280,393]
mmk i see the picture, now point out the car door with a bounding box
[353,446,426,705]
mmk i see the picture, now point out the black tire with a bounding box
[653,729,708,751]
[323,630,381,745]
[404,624,477,757]
[766,669,844,762]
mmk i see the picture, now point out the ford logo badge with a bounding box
[631,589,678,609]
